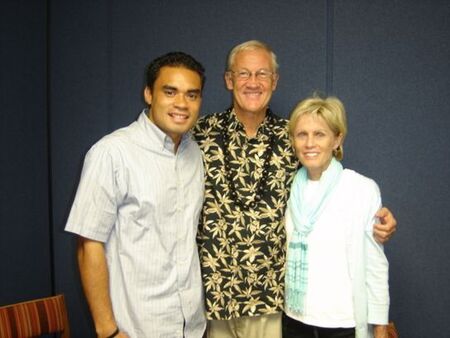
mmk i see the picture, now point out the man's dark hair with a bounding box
[146,51,206,91]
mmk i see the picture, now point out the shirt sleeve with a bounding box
[65,142,121,242]
[364,180,390,325]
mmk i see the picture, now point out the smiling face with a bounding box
[293,114,343,180]
[144,66,202,148]
[225,48,278,119]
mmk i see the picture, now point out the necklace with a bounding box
[221,108,276,210]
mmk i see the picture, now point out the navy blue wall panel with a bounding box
[49,1,110,336]
[108,0,327,126]
[333,1,450,336]
[0,0,52,304]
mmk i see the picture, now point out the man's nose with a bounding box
[246,73,259,84]
[174,93,188,107]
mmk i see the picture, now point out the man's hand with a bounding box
[103,331,129,338]
[97,329,129,338]
[374,207,397,244]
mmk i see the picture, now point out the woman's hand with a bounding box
[373,324,389,338]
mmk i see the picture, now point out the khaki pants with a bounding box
[207,313,282,338]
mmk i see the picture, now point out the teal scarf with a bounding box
[285,157,343,314]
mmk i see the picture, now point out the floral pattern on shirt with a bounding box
[193,108,298,320]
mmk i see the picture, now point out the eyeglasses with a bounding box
[228,69,275,81]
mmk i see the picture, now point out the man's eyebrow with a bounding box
[187,89,202,94]
[162,85,177,91]
[161,85,201,93]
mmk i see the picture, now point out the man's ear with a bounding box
[271,73,279,91]
[224,72,234,90]
[144,86,152,105]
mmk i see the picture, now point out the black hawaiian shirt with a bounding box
[192,108,299,320]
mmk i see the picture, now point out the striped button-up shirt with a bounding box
[66,111,206,338]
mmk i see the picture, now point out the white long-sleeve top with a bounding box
[285,169,389,338]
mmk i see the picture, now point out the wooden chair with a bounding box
[0,294,70,338]
[388,321,399,338]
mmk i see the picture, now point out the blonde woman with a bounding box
[283,95,389,338]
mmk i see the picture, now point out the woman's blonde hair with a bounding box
[288,94,348,160]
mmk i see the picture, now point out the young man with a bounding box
[65,52,206,338]
[193,40,397,338]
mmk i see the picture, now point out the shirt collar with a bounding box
[227,108,245,133]
[228,107,273,138]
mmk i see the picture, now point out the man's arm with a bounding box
[77,237,128,338]
[373,207,397,243]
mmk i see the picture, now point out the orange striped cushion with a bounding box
[0,295,67,338]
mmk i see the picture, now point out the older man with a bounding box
[193,40,396,338]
